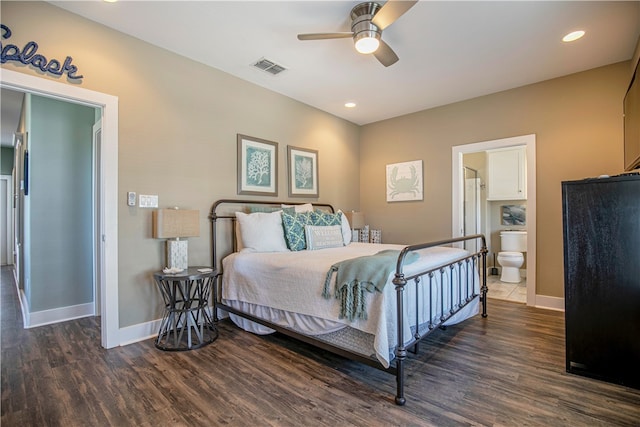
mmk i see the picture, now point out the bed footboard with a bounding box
[392,234,487,405]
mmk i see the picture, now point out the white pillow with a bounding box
[305,225,344,250]
[337,210,352,245]
[234,221,244,252]
[282,203,314,213]
[235,211,289,252]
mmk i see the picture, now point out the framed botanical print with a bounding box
[237,134,278,196]
[287,146,318,198]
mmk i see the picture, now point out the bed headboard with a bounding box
[209,199,335,272]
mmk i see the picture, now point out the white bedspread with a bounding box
[221,242,480,368]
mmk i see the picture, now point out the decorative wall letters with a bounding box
[1,24,83,80]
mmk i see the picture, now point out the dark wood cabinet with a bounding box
[562,174,640,389]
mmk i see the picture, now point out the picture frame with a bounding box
[287,146,319,198]
[386,160,424,202]
[501,205,526,226]
[237,134,278,196]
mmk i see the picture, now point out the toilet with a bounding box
[497,231,527,283]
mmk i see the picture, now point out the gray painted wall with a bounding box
[27,95,96,312]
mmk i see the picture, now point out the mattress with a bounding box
[221,242,480,368]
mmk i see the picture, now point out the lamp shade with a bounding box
[344,211,365,229]
[153,209,200,239]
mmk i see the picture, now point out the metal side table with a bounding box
[153,267,218,351]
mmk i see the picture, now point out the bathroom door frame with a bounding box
[452,134,537,307]
[463,168,481,253]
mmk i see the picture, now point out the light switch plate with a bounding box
[139,194,158,208]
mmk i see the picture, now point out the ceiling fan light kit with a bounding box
[354,33,380,54]
[297,0,417,67]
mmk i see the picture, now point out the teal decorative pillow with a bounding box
[310,210,342,227]
[281,211,312,251]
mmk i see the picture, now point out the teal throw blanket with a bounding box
[323,249,419,321]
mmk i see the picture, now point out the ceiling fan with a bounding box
[297,0,418,67]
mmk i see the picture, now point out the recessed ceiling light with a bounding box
[345,102,356,108]
[103,0,118,3]
[563,30,585,43]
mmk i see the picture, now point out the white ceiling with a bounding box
[2,1,639,146]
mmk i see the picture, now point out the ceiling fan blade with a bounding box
[371,0,418,30]
[373,39,399,67]
[297,32,354,41]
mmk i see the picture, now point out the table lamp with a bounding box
[344,211,365,242]
[152,208,200,270]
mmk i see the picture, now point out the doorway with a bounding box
[452,134,536,306]
[0,69,119,348]
[1,175,12,266]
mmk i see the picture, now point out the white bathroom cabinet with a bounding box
[486,146,526,200]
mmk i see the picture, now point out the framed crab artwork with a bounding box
[385,160,424,202]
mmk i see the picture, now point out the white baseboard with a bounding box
[17,288,30,327]
[118,318,162,346]
[534,294,564,312]
[26,302,95,328]
[11,268,96,328]
[117,306,218,347]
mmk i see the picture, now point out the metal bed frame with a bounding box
[210,199,488,405]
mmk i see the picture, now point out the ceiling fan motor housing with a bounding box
[351,2,382,45]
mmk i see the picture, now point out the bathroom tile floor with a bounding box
[486,274,526,303]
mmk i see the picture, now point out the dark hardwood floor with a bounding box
[2,265,639,426]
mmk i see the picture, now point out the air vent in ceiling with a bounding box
[252,58,287,76]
